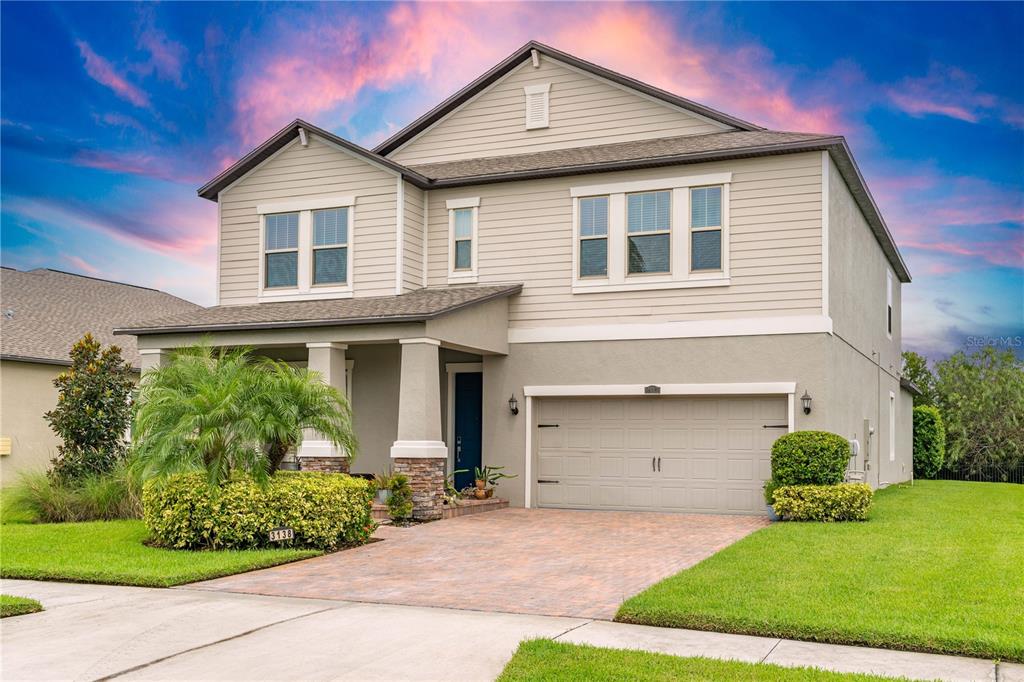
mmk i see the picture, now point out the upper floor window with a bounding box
[886,270,894,338]
[627,190,671,274]
[690,186,722,271]
[578,196,608,278]
[446,197,480,283]
[265,212,299,288]
[313,208,348,285]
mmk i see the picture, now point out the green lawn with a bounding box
[0,519,320,587]
[0,594,43,618]
[618,481,1024,661]
[497,640,905,681]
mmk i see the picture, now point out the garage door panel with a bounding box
[536,395,783,515]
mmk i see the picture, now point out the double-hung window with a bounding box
[690,186,722,271]
[264,212,299,288]
[312,207,348,285]
[452,208,474,271]
[578,196,608,277]
[627,190,671,274]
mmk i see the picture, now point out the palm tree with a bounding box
[254,358,357,473]
[131,345,357,486]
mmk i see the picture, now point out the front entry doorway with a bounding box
[453,372,483,490]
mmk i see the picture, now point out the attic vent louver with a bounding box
[524,83,550,130]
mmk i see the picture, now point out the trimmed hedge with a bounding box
[771,431,849,486]
[143,472,375,550]
[912,405,945,479]
[772,484,873,522]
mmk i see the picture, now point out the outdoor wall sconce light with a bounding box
[801,390,813,415]
[508,394,519,415]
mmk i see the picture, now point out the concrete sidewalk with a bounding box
[1,579,1016,682]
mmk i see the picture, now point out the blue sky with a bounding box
[2,1,1021,360]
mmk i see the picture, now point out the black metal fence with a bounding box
[934,463,1024,484]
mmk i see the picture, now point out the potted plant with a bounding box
[473,465,518,499]
[443,469,468,506]
[473,466,488,499]
[763,479,780,521]
[374,472,394,504]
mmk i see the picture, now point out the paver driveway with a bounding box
[192,508,767,619]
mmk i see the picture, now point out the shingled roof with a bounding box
[115,284,523,335]
[0,268,201,368]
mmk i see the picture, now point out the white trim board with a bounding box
[523,382,796,398]
[395,177,405,295]
[445,362,483,477]
[257,195,355,215]
[821,151,830,318]
[509,315,833,344]
[570,172,732,197]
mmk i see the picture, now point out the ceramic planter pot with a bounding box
[485,488,494,499]
[474,488,487,500]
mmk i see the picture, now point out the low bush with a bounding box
[6,465,141,523]
[387,473,414,521]
[912,406,945,479]
[771,431,850,486]
[143,472,374,550]
[772,483,873,522]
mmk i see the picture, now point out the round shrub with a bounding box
[912,405,945,479]
[143,472,375,550]
[771,483,873,522]
[771,431,850,486]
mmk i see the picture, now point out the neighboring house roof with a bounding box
[372,40,762,156]
[193,42,910,282]
[900,377,923,396]
[0,268,201,369]
[115,284,523,335]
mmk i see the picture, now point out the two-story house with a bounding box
[117,41,915,519]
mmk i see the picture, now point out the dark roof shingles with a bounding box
[0,269,201,368]
[116,284,523,335]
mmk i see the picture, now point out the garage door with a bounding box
[534,396,787,515]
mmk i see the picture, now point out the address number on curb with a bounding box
[269,527,294,542]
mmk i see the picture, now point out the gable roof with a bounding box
[373,41,762,157]
[115,284,522,335]
[197,119,431,201]
[0,268,201,368]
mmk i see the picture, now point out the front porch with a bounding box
[119,285,521,520]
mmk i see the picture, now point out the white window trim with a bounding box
[524,83,550,130]
[570,173,731,294]
[258,202,355,302]
[447,198,480,284]
[262,212,300,293]
[889,390,896,462]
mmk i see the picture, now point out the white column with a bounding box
[390,338,447,458]
[298,342,348,459]
[138,348,171,373]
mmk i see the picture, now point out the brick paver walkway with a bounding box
[191,508,768,619]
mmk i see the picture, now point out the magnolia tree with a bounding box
[45,334,134,482]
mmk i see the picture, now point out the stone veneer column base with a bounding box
[299,457,351,474]
[392,457,446,521]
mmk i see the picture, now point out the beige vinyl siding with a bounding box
[219,135,398,304]
[425,152,823,327]
[402,181,425,292]
[390,57,728,165]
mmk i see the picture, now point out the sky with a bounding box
[1,1,1021,361]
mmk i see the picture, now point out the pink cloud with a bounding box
[72,149,204,185]
[76,40,151,109]
[886,64,1016,127]
[65,255,101,276]
[135,11,187,87]
[230,2,857,146]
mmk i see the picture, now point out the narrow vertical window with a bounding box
[886,271,894,338]
[452,207,474,271]
[264,212,299,288]
[312,207,348,285]
[626,190,671,274]
[578,196,608,277]
[889,391,896,461]
[690,186,722,271]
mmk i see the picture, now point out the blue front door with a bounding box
[453,372,482,490]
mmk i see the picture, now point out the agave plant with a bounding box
[131,345,357,487]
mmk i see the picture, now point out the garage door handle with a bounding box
[538,424,560,428]
[537,479,560,484]
[658,457,661,472]
[763,424,788,429]
[652,457,656,472]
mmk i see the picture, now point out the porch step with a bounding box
[371,497,509,521]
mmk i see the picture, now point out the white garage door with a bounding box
[534,396,787,515]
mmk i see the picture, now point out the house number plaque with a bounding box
[268,527,294,542]
[644,385,661,394]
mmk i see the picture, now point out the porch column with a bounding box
[391,337,446,520]
[298,342,350,473]
[138,348,171,373]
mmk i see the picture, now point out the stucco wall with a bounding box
[0,360,62,483]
